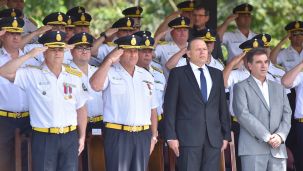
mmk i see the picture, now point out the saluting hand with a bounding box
[167,140,180,157]
[105,28,119,38]
[28,46,48,57]
[66,44,75,50]
[226,13,238,23]
[36,25,53,35]
[106,48,124,64]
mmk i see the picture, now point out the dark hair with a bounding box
[245,48,268,63]
[194,5,210,16]
[187,37,205,50]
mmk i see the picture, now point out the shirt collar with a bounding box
[252,75,268,86]
[189,61,207,71]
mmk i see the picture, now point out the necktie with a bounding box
[198,68,207,102]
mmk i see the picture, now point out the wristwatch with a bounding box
[100,32,107,39]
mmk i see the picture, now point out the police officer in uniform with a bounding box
[23,12,75,64]
[136,31,166,134]
[282,61,303,171]
[122,6,143,32]
[0,31,89,171]
[155,16,190,78]
[65,6,85,41]
[68,32,103,171]
[90,17,135,65]
[90,35,158,171]
[0,15,38,171]
[217,3,257,63]
[6,0,38,38]
[270,21,303,71]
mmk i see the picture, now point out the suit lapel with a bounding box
[268,81,275,112]
[184,64,204,104]
[247,76,270,111]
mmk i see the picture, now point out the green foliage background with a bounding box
[23,0,303,48]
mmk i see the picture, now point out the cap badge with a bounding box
[131,37,136,45]
[58,14,63,22]
[82,34,87,42]
[56,33,62,41]
[145,39,150,46]
[253,39,259,48]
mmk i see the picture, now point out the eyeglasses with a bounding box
[75,46,91,52]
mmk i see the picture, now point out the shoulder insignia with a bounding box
[26,65,42,70]
[64,64,82,77]
[28,17,38,27]
[151,65,163,74]
[106,42,116,47]
[158,41,168,45]
[274,64,285,71]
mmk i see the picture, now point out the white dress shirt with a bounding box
[189,62,212,100]
[252,76,270,108]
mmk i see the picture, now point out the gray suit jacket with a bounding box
[233,76,291,158]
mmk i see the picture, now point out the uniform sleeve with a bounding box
[292,72,303,88]
[222,32,229,45]
[276,50,284,65]
[97,45,108,62]
[151,80,159,109]
[227,71,237,89]
[14,68,29,90]
[154,45,164,62]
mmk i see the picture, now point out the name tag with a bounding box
[92,128,102,135]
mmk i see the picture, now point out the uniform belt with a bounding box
[0,110,29,119]
[158,114,163,121]
[88,115,103,123]
[105,123,150,132]
[232,116,238,122]
[32,125,77,134]
[297,118,303,123]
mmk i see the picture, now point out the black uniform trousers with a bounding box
[0,116,31,171]
[103,128,151,171]
[32,130,78,171]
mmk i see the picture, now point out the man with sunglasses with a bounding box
[68,32,104,171]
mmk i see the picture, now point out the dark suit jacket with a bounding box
[164,64,231,148]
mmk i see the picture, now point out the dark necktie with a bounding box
[198,68,207,102]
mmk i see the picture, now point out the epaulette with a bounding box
[274,64,285,71]
[63,64,82,77]
[28,17,38,27]
[26,65,42,70]
[151,65,163,74]
[158,41,168,45]
[218,58,225,67]
[106,42,116,47]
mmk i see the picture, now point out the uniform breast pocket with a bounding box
[142,82,153,97]
[155,82,164,91]
[110,79,126,95]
